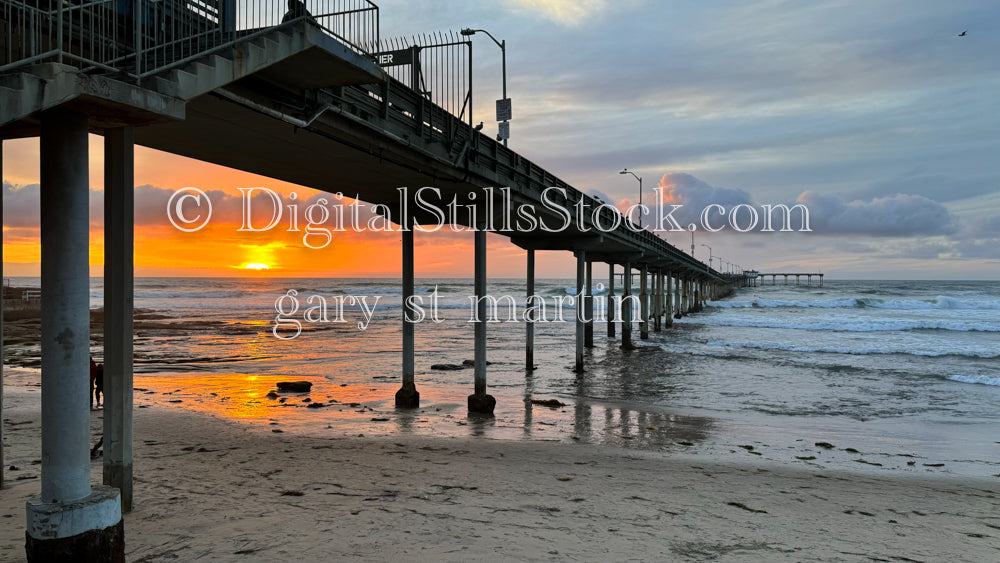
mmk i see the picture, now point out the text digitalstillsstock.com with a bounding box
[168,186,812,249]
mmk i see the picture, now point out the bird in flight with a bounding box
[958,30,967,37]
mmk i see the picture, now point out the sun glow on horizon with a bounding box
[243,263,270,271]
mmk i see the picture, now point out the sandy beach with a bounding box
[2,371,998,563]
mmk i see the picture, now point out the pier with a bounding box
[757,272,824,286]
[1,1,749,558]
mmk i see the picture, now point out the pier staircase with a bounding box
[0,19,382,132]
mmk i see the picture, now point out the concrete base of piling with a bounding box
[394,382,420,408]
[467,393,496,415]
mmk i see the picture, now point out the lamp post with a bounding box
[701,244,712,267]
[461,28,508,146]
[619,168,642,228]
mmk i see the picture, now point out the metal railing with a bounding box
[1,0,378,78]
[374,31,472,131]
[335,73,727,280]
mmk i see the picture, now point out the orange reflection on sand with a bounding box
[136,373,394,424]
[139,373,292,420]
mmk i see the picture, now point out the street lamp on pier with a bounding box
[619,168,643,229]
[461,28,509,146]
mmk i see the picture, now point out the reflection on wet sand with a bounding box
[134,370,715,452]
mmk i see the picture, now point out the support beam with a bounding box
[468,228,495,415]
[584,260,594,348]
[27,109,123,561]
[525,249,535,371]
[621,262,634,350]
[574,251,585,372]
[639,264,649,339]
[103,127,135,513]
[395,227,419,407]
[607,263,615,338]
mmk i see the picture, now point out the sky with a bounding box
[3,0,999,279]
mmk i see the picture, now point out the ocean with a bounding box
[10,276,1000,476]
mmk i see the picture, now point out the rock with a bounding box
[815,441,835,449]
[265,391,279,399]
[306,402,325,409]
[276,381,312,392]
[529,399,567,408]
[430,364,465,371]
[462,359,492,366]
[302,398,312,403]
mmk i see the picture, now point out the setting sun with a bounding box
[243,263,270,270]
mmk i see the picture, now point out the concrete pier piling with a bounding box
[621,262,634,350]
[468,228,495,415]
[639,264,649,340]
[608,264,616,338]
[396,227,419,408]
[585,261,594,348]
[526,250,535,371]
[574,251,586,372]
[103,127,135,513]
[26,109,124,562]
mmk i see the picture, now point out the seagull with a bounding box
[958,30,967,37]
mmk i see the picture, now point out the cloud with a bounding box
[964,215,1000,239]
[2,182,40,228]
[855,172,1000,203]
[795,191,956,237]
[653,172,754,228]
[506,0,616,26]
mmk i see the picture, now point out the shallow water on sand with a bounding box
[8,276,999,477]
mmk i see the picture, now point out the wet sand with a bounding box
[2,372,998,562]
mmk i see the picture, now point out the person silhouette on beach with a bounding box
[90,357,98,410]
[95,363,104,408]
[282,0,313,23]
